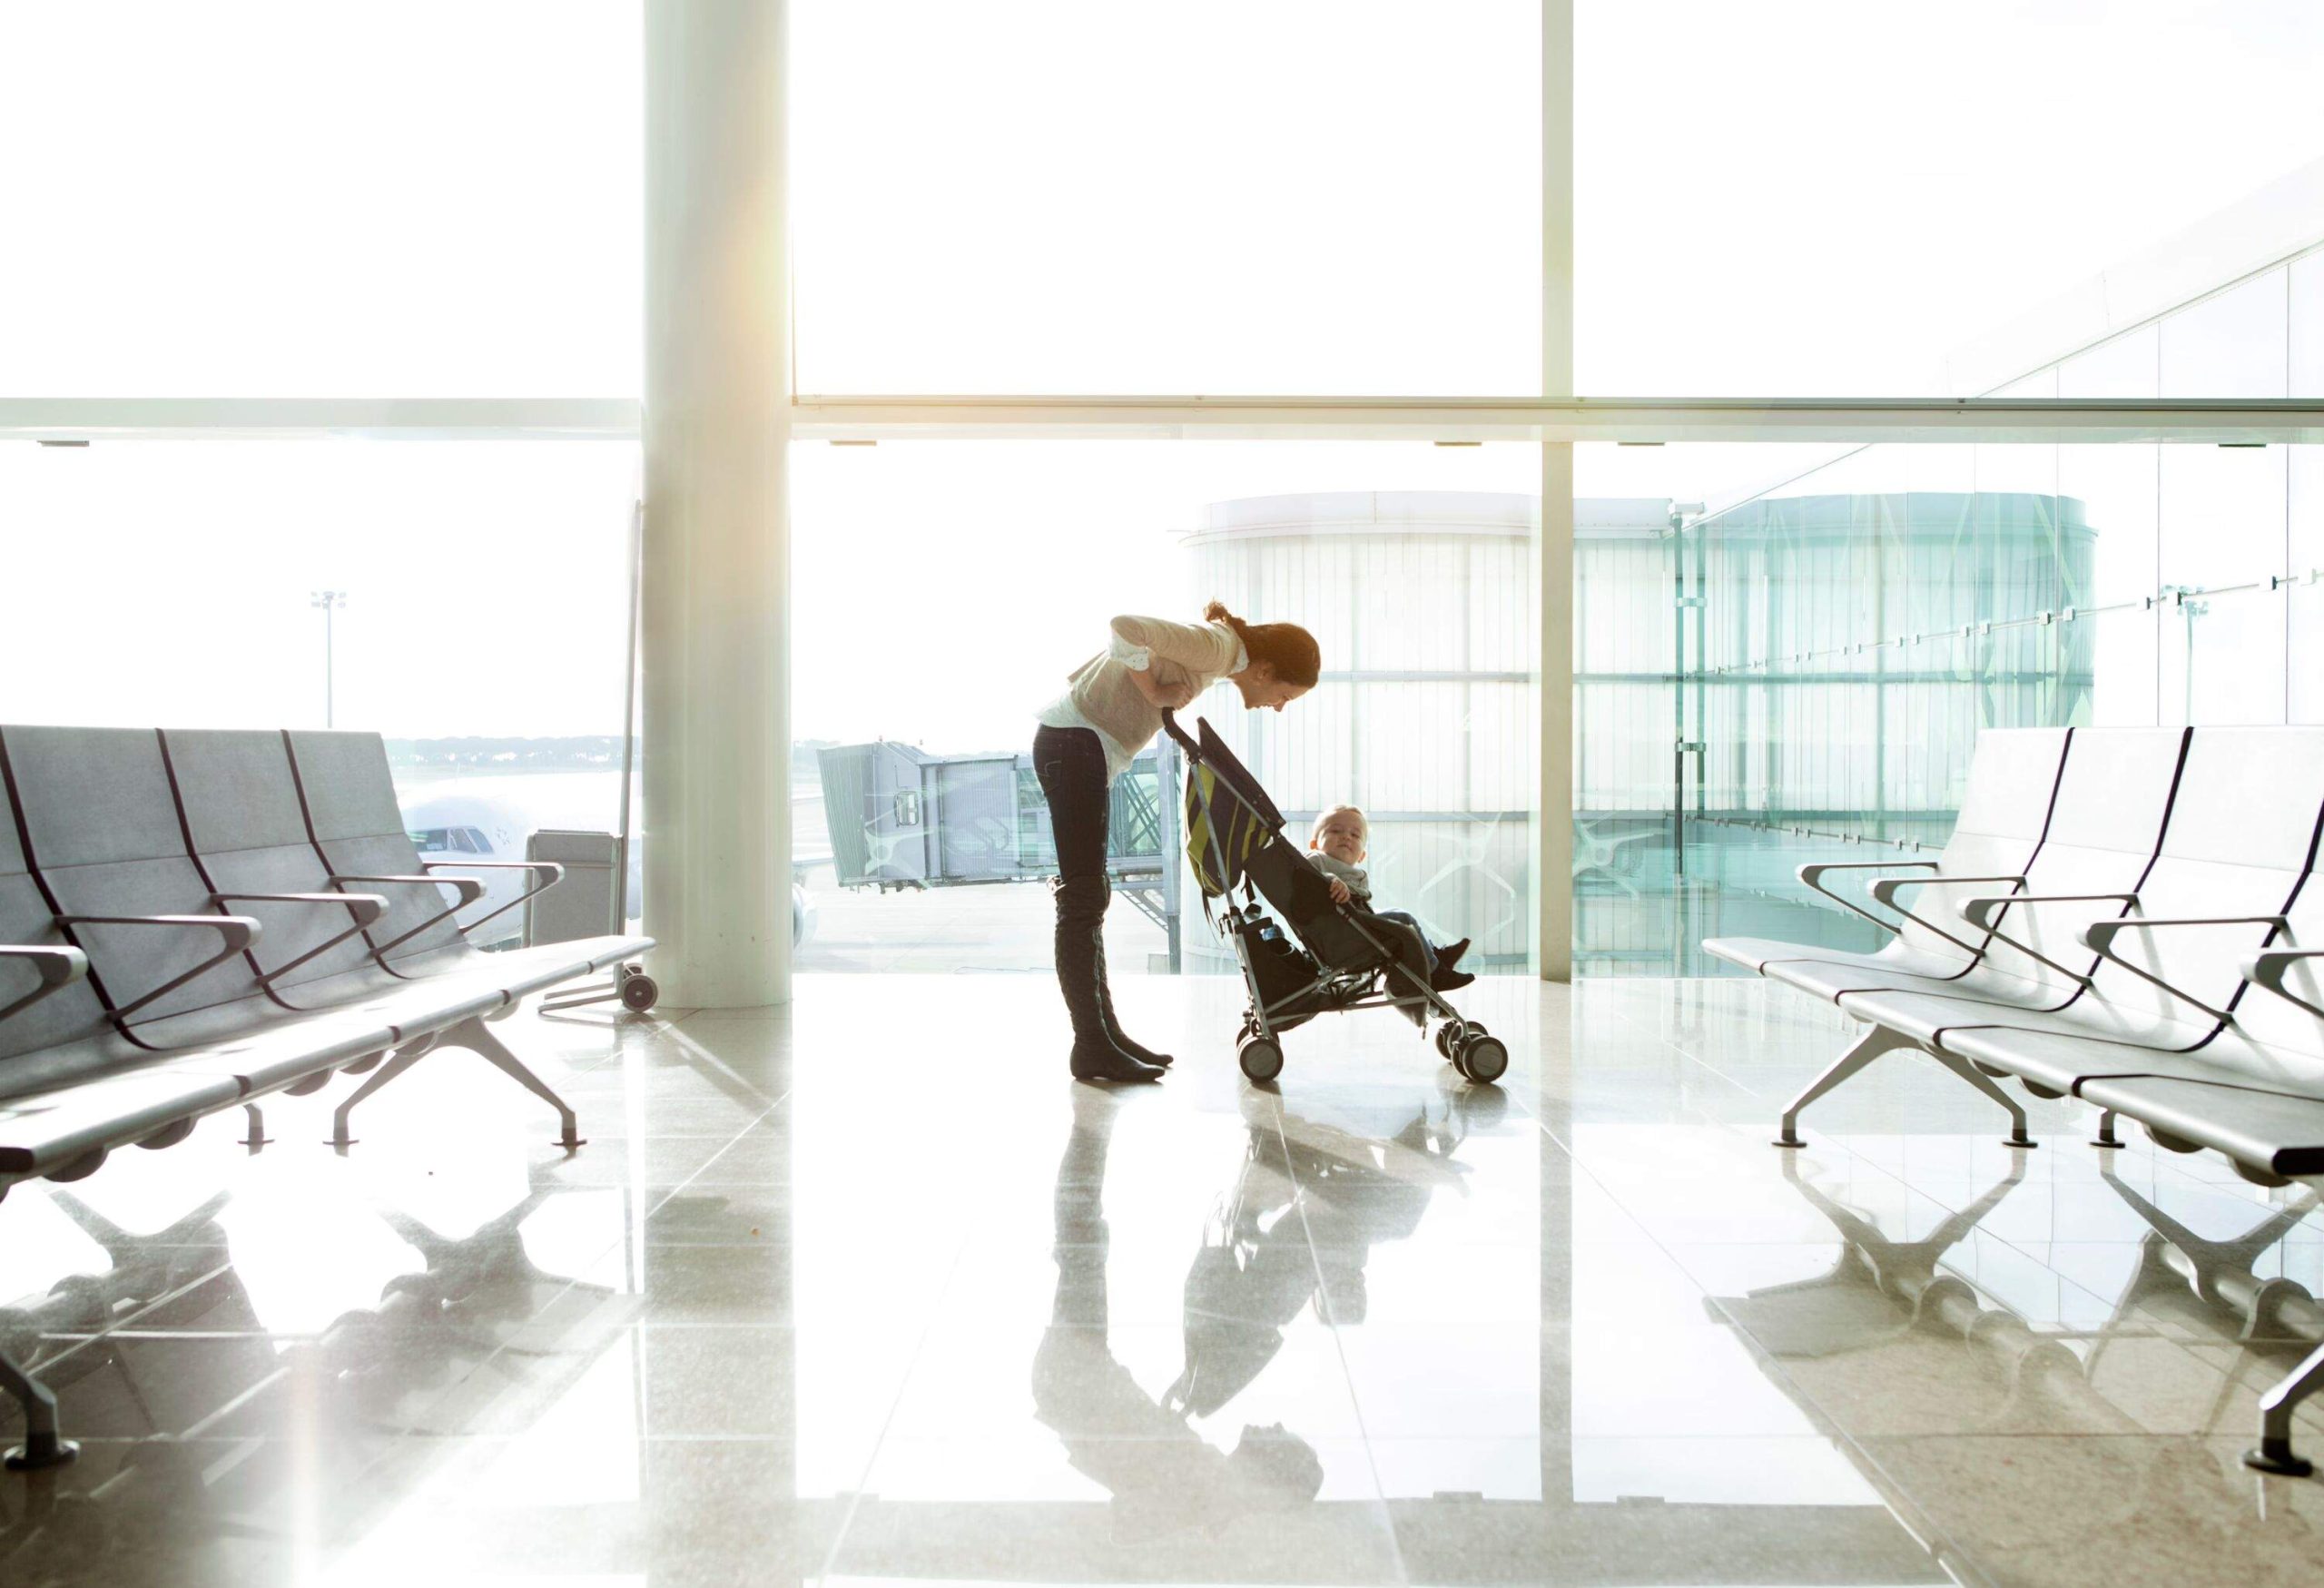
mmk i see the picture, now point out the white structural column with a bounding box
[1538,0,1575,981]
[642,0,793,1007]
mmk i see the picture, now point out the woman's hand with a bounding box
[1327,878,1352,905]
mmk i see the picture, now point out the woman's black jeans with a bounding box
[1034,724,1115,1046]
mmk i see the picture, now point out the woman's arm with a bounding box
[1110,616,1241,677]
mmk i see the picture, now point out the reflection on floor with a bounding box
[4,974,2322,1585]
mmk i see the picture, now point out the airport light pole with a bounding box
[310,589,347,728]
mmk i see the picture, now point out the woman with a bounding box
[1035,601,1320,1082]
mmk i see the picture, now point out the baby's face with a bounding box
[1312,814,1367,865]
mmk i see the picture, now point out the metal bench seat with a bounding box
[0,1064,244,1180]
[1705,727,2071,987]
[2075,1075,2324,1178]
[0,722,657,1471]
[1714,721,2324,1475]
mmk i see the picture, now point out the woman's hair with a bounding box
[1204,600,1321,688]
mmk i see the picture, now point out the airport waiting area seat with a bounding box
[1705,723,2324,1476]
[0,725,653,1470]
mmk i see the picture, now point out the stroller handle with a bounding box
[1160,708,1203,758]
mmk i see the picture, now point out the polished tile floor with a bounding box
[5,973,2324,1586]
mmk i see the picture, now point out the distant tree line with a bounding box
[386,736,837,777]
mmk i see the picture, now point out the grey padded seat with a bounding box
[281,730,649,1005]
[2,725,403,1091]
[171,729,507,1031]
[1827,726,2191,1032]
[1706,726,2071,990]
[1847,727,2324,1062]
[0,748,241,1178]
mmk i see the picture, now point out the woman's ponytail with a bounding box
[1203,600,1320,689]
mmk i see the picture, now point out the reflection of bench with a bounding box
[0,1169,631,1566]
[0,725,653,1470]
[1706,725,2324,1473]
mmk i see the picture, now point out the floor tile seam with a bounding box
[1589,992,2169,1328]
[340,1084,799,1457]
[1494,1081,2003,1584]
[6,1253,250,1369]
[812,1235,975,1588]
[625,1012,794,1113]
[1687,1312,2005,1588]
[1265,1101,1417,1587]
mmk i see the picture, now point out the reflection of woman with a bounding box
[1035,604,1319,1082]
[1033,1089,1324,1539]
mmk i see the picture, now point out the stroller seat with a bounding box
[1169,711,1507,1088]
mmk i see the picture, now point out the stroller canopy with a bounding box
[1172,715,1285,899]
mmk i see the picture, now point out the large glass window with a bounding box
[791,0,1541,395]
[789,439,1541,975]
[0,2,642,396]
[0,439,642,941]
[1577,1,2324,396]
[1578,426,2306,975]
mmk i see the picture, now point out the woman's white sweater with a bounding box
[1037,615,1246,784]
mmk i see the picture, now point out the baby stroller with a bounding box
[1165,713,1508,1087]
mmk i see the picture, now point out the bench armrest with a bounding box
[2082,915,2287,956]
[2248,948,2324,1021]
[1796,860,1935,936]
[54,912,263,1024]
[212,891,390,986]
[331,873,488,906]
[0,944,88,1024]
[419,860,566,941]
[58,913,260,951]
[2079,914,2290,1022]
[1867,873,2025,910]
[329,873,488,956]
[1957,892,2137,932]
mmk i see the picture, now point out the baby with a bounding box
[1305,805,1474,991]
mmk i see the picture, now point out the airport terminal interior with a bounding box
[8,4,2324,1584]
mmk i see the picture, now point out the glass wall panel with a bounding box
[1577,2,2324,395]
[0,3,642,396]
[792,0,1541,394]
[1581,433,2309,973]
[2289,446,2323,725]
[0,439,643,939]
[789,440,1541,976]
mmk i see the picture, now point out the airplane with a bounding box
[398,774,820,950]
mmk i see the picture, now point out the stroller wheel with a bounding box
[1458,1033,1510,1086]
[1238,1036,1285,1083]
[1434,1022,1460,1060]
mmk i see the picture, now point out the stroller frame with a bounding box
[1164,713,1508,1086]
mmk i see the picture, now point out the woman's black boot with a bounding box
[1056,877,1163,1083]
[1095,937,1175,1068]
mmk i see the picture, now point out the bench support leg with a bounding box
[449,1017,586,1150]
[2246,1336,2324,1477]
[1925,1048,2037,1148]
[0,1347,77,1472]
[327,1018,585,1150]
[241,1103,271,1152]
[2091,1109,2123,1150]
[328,1045,429,1149]
[1775,1024,1915,1148]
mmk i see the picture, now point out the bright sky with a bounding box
[5,2,2322,745]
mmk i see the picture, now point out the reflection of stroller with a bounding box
[1167,712,1507,1086]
